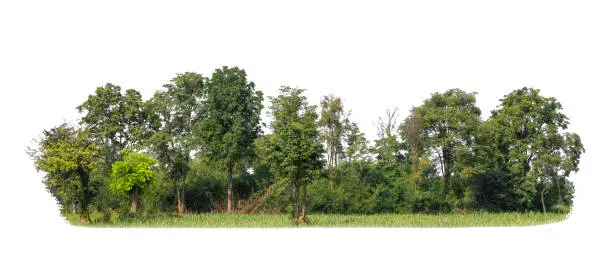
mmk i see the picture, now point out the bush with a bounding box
[474,170,522,212]
[550,204,571,214]
[307,179,346,213]
[262,183,291,213]
[184,161,226,212]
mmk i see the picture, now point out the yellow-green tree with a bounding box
[110,150,158,215]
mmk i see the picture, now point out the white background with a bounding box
[1,0,610,268]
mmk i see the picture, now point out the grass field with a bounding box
[65,212,569,228]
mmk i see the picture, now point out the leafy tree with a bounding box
[267,86,324,221]
[343,121,369,164]
[145,72,205,214]
[412,89,481,198]
[77,83,149,163]
[400,111,425,184]
[197,66,263,212]
[319,95,346,183]
[373,108,403,165]
[29,123,98,220]
[110,150,158,215]
[482,87,584,212]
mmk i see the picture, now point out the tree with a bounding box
[343,121,369,164]
[483,87,584,211]
[145,72,205,214]
[267,86,324,221]
[373,108,402,165]
[197,66,263,212]
[412,89,481,198]
[29,123,98,221]
[77,83,149,163]
[400,111,425,184]
[110,150,158,215]
[319,95,346,183]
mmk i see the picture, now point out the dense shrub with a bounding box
[184,162,226,212]
[307,179,346,213]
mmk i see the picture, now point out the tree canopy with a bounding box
[30,69,584,224]
[196,66,263,212]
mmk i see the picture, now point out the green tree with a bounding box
[319,95,346,183]
[482,87,584,212]
[400,111,425,184]
[110,150,158,215]
[412,89,481,198]
[373,108,402,165]
[77,83,149,163]
[29,123,98,220]
[145,72,205,214]
[197,66,263,212]
[267,86,324,221]
[343,121,369,164]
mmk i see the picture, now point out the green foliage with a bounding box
[412,89,481,198]
[30,123,98,217]
[344,121,370,163]
[480,87,585,212]
[307,179,346,213]
[145,72,206,213]
[197,66,263,170]
[196,66,263,211]
[184,159,226,212]
[266,86,324,219]
[33,67,584,222]
[372,108,403,165]
[77,83,149,162]
[110,150,158,194]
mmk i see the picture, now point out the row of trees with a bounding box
[29,66,584,222]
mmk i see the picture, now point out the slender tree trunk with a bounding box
[301,184,307,221]
[177,187,184,214]
[227,168,233,212]
[293,182,299,220]
[181,188,185,213]
[412,148,420,185]
[131,188,138,215]
[541,187,547,213]
[556,178,563,205]
[442,148,451,197]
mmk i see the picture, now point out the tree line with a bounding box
[28,66,584,223]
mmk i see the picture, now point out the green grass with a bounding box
[65,212,569,228]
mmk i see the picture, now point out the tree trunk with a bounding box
[541,187,547,213]
[131,188,138,215]
[227,168,233,212]
[293,182,299,220]
[412,148,420,185]
[177,187,184,214]
[301,184,307,220]
[556,178,563,205]
[442,148,452,197]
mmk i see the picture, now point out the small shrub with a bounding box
[550,204,570,214]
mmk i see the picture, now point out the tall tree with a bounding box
[197,66,263,212]
[110,150,158,215]
[412,89,481,198]
[29,123,98,221]
[319,95,346,183]
[400,111,425,184]
[484,87,584,211]
[77,83,150,164]
[267,87,324,221]
[343,121,369,164]
[373,108,402,165]
[146,72,205,214]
